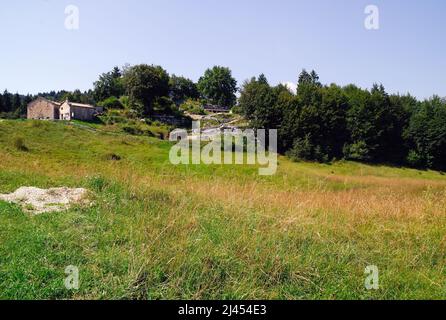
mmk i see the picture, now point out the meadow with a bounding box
[1,120,446,299]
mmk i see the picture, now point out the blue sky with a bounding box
[0,0,444,99]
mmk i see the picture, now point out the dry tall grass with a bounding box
[1,120,446,299]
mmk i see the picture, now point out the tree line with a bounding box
[237,70,446,170]
[0,64,238,119]
[0,90,33,118]
[2,64,446,170]
[90,64,237,116]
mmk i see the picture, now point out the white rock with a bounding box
[0,187,89,214]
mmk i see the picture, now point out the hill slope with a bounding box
[1,120,446,299]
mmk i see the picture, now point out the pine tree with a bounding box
[11,93,21,113]
[257,74,269,86]
[17,94,32,117]
[0,92,4,113]
[2,90,12,113]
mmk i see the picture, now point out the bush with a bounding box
[406,150,425,168]
[343,141,371,162]
[119,96,130,108]
[99,109,129,125]
[287,135,314,161]
[153,96,177,114]
[122,125,144,136]
[98,96,124,110]
[87,175,109,192]
[286,135,331,163]
[13,137,29,152]
[180,99,206,115]
[122,124,155,137]
[0,112,17,119]
[103,153,122,161]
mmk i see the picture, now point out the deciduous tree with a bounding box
[198,66,237,107]
[122,64,170,116]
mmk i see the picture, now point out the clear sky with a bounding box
[0,0,445,99]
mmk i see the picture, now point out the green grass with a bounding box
[1,120,446,300]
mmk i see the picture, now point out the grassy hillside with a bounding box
[1,120,446,299]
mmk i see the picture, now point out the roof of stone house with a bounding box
[31,97,62,106]
[29,97,98,109]
[66,101,96,109]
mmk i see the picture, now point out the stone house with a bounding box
[27,97,61,120]
[27,97,103,121]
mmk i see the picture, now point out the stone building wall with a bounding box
[27,98,59,120]
[70,106,97,121]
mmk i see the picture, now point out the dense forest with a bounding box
[0,91,33,119]
[1,65,446,170]
[238,70,446,170]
